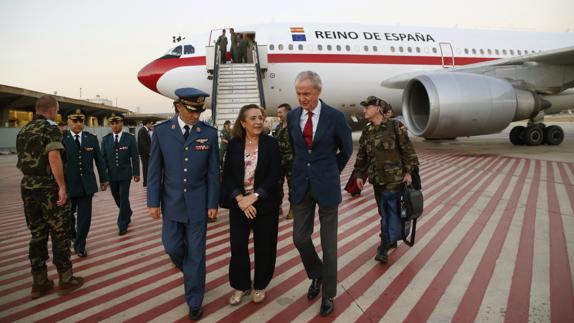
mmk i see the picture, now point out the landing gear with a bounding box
[509,124,564,146]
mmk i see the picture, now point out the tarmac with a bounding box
[0,120,572,322]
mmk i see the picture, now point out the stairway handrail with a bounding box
[253,44,266,109]
[210,47,220,126]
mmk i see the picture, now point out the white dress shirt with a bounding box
[113,131,123,143]
[177,116,197,135]
[70,130,83,145]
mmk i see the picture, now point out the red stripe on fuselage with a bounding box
[137,54,497,93]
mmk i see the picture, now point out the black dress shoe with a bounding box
[320,297,334,316]
[76,250,87,258]
[118,229,128,236]
[189,306,203,321]
[307,278,321,300]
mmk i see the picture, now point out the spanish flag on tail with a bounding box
[290,27,306,41]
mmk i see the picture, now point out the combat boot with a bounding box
[374,232,389,263]
[31,266,54,299]
[58,269,84,296]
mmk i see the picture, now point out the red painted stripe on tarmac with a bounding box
[505,160,541,323]
[403,158,520,322]
[557,162,574,217]
[546,162,574,322]
[451,159,532,322]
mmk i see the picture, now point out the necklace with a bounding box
[246,136,258,145]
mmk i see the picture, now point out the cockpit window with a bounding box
[184,45,195,55]
[159,45,183,59]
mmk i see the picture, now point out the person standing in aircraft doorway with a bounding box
[216,29,228,64]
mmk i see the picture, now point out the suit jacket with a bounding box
[101,131,140,182]
[220,135,281,211]
[287,100,353,208]
[137,126,151,158]
[147,118,220,224]
[62,131,108,197]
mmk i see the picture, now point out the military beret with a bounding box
[174,88,209,113]
[65,108,86,120]
[106,112,125,122]
[360,96,389,108]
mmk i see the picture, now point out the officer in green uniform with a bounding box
[237,34,247,63]
[230,28,239,63]
[219,120,232,166]
[216,29,228,64]
[272,103,294,219]
[352,96,419,263]
[16,95,84,299]
[101,112,140,235]
[62,108,108,257]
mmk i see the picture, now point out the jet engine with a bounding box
[401,72,549,140]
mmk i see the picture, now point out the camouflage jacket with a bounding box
[220,128,232,148]
[273,123,293,168]
[352,118,419,192]
[16,115,65,189]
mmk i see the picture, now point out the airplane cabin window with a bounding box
[472,48,476,54]
[495,49,500,55]
[327,44,332,51]
[509,49,514,55]
[364,45,369,52]
[502,49,507,55]
[399,46,404,53]
[464,48,469,54]
[479,49,484,55]
[517,50,522,55]
[345,45,351,51]
[278,44,284,50]
[407,47,412,53]
[288,44,293,50]
[298,44,303,50]
[184,45,195,55]
[432,47,437,54]
[487,49,492,55]
[373,46,378,52]
[336,45,341,51]
[390,46,395,53]
[416,47,421,53]
[317,44,323,51]
[269,44,274,50]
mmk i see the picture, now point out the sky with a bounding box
[0,0,572,113]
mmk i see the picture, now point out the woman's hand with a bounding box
[238,193,258,211]
[243,205,257,219]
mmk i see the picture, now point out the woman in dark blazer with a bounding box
[220,104,281,305]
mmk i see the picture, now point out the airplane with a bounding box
[137,23,574,146]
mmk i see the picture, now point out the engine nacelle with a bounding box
[402,72,543,138]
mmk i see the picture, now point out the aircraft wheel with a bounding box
[543,125,564,145]
[509,126,525,145]
[523,126,544,146]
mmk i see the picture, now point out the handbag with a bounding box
[399,184,424,246]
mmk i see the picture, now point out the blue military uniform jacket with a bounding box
[287,100,353,208]
[62,131,108,197]
[147,118,220,224]
[101,132,140,181]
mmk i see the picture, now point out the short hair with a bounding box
[295,71,322,91]
[224,120,231,126]
[277,103,292,111]
[232,104,263,139]
[382,104,393,114]
[35,95,58,112]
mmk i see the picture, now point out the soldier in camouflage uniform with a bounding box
[219,120,232,167]
[352,96,419,263]
[216,29,228,64]
[272,103,294,219]
[16,95,84,299]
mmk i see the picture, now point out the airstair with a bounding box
[206,43,267,129]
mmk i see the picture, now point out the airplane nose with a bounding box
[137,59,162,93]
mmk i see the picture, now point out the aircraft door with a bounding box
[439,42,455,68]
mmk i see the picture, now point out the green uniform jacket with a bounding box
[101,132,140,182]
[62,131,108,197]
[353,119,419,192]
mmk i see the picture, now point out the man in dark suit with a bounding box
[101,112,140,235]
[147,88,219,321]
[137,119,153,187]
[287,71,353,317]
[62,108,108,257]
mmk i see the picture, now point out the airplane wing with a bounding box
[382,46,574,94]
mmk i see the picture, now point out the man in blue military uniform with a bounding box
[101,112,140,235]
[62,108,108,257]
[147,88,219,321]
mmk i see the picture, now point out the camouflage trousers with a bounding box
[21,185,72,272]
[278,164,292,207]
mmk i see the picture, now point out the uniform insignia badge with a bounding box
[196,126,201,132]
[171,124,176,129]
[195,138,209,144]
[84,147,94,151]
[194,145,209,151]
